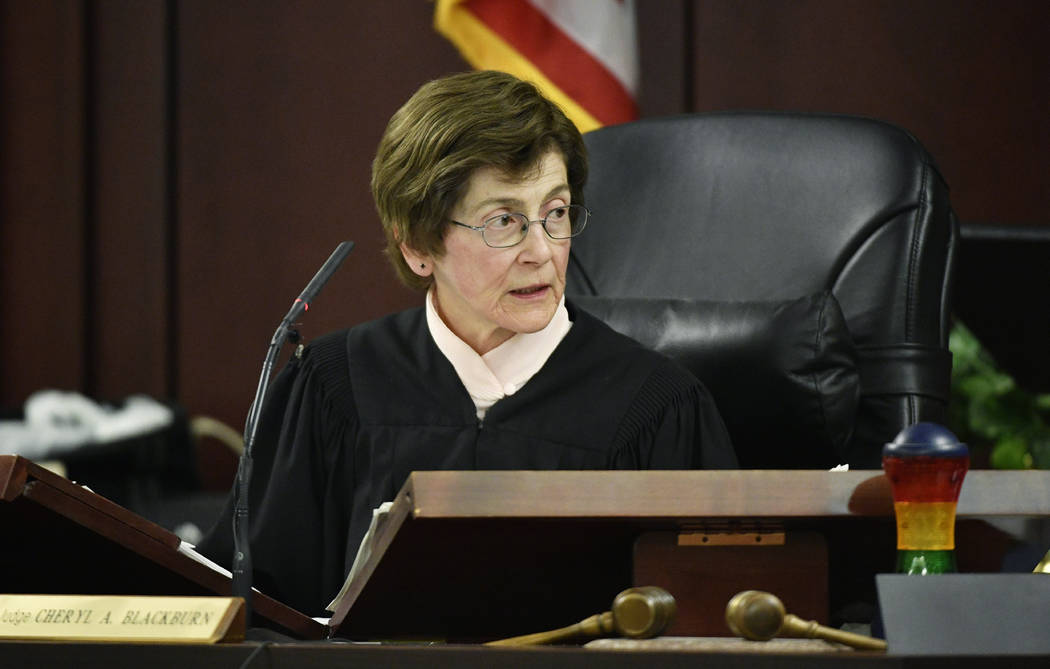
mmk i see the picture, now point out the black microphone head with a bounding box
[283,241,355,325]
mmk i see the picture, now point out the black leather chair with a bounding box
[568,112,958,469]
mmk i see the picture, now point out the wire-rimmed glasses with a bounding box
[450,204,589,248]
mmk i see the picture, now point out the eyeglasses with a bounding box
[450,204,590,248]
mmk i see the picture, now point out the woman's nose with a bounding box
[517,220,555,261]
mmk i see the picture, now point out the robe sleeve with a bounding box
[611,359,738,470]
[196,334,358,617]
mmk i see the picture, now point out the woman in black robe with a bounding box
[199,70,736,616]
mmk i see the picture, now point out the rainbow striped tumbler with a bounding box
[882,423,969,574]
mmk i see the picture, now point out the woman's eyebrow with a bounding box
[471,184,571,213]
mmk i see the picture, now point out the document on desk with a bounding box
[327,501,393,612]
[177,542,233,578]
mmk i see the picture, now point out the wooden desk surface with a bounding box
[403,469,1050,519]
[1,640,1047,669]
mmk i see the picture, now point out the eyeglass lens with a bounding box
[483,204,587,247]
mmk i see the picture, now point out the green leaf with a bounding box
[1028,435,1050,470]
[990,435,1031,470]
[949,319,1050,469]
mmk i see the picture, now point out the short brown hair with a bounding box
[372,70,588,291]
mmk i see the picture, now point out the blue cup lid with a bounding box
[882,422,969,458]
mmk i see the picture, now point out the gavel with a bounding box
[726,590,887,651]
[485,586,676,646]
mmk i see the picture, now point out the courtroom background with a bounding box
[2,1,1047,489]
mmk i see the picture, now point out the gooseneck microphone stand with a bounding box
[232,241,354,625]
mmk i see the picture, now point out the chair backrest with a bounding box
[568,112,958,468]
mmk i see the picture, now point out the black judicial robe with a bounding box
[199,301,735,616]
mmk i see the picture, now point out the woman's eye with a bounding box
[488,214,516,230]
[546,206,568,221]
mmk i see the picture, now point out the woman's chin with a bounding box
[500,301,558,334]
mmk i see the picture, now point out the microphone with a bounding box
[725,590,887,651]
[485,586,676,646]
[280,241,356,331]
[232,241,354,623]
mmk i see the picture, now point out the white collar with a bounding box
[425,290,572,420]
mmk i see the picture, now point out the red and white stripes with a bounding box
[435,0,639,132]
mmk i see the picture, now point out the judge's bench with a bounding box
[3,455,1049,666]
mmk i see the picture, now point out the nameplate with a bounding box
[0,595,245,643]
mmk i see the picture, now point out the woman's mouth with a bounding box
[510,284,549,296]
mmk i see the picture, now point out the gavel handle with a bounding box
[484,611,615,646]
[781,614,888,651]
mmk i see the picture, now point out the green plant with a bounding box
[948,320,1050,469]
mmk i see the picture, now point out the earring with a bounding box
[420,263,425,269]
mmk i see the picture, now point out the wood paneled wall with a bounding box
[2,1,88,400]
[2,0,1047,487]
[685,0,1048,226]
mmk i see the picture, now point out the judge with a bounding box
[199,70,737,616]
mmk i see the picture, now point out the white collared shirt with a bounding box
[425,290,572,420]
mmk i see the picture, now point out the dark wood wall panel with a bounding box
[90,0,170,401]
[689,0,1049,226]
[636,0,690,118]
[174,3,465,482]
[0,0,87,408]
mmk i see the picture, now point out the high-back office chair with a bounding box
[567,112,958,469]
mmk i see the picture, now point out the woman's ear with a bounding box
[400,243,433,277]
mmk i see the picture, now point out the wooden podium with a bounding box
[0,455,326,640]
[326,469,1050,641]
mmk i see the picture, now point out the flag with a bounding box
[434,0,639,133]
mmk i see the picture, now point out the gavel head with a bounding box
[610,586,677,638]
[725,590,786,641]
